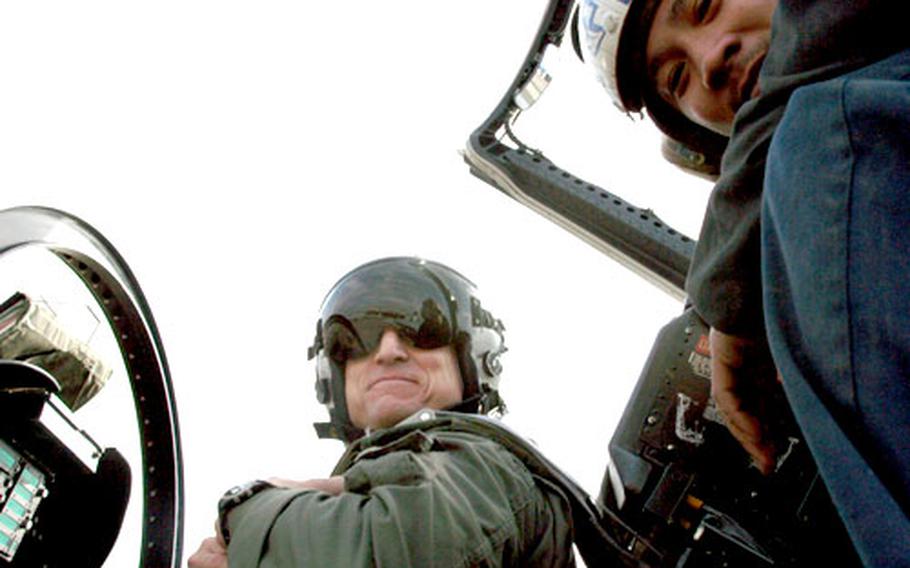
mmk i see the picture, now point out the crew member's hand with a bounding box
[268,475,344,495]
[709,327,777,474]
[187,534,228,568]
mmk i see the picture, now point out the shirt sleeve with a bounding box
[686,113,773,336]
[225,431,575,568]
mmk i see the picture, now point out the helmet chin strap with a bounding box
[446,394,484,414]
[314,420,364,442]
[366,395,488,435]
[316,395,487,442]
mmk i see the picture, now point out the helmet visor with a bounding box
[320,267,455,365]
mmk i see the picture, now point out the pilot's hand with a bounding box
[187,536,227,568]
[267,475,344,495]
[709,327,777,474]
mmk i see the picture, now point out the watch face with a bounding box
[221,480,271,508]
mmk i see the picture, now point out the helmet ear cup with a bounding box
[454,331,480,400]
[313,355,364,442]
[483,351,503,377]
[314,351,333,404]
[311,320,365,442]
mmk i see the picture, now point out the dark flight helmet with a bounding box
[308,257,507,442]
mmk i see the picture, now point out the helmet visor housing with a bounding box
[321,266,457,367]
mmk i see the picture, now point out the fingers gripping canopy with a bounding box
[307,257,507,441]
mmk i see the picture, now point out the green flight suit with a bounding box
[225,412,577,567]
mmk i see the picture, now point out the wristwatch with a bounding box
[217,479,275,545]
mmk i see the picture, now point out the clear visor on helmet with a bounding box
[320,268,456,365]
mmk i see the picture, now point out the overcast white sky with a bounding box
[0,1,711,564]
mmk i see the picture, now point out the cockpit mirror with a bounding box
[0,207,182,568]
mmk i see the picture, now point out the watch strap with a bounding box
[217,479,275,545]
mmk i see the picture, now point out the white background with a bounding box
[0,1,711,565]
